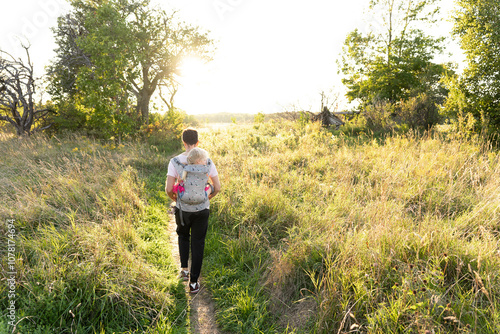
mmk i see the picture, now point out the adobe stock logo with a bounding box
[212,0,245,21]
[5,0,66,48]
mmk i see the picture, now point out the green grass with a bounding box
[2,120,499,333]
[0,133,187,333]
[201,121,500,333]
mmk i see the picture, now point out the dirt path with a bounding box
[167,212,221,333]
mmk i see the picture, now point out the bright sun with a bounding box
[178,56,208,84]
[174,56,215,114]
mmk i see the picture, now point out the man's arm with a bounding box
[166,175,177,201]
[208,175,221,200]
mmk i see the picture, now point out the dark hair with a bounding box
[182,128,198,145]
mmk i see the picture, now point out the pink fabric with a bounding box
[173,182,185,195]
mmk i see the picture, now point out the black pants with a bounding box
[174,208,210,283]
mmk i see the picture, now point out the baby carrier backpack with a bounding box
[172,157,212,224]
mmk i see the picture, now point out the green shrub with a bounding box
[362,100,399,132]
[397,93,441,130]
[140,110,184,153]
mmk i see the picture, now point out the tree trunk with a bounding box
[18,125,27,136]
[137,90,153,125]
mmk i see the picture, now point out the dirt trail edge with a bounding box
[167,212,221,334]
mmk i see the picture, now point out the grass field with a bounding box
[0,133,188,333]
[202,121,500,333]
[1,120,499,333]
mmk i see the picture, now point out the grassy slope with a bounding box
[0,134,187,333]
[201,122,500,333]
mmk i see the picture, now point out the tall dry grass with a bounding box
[202,121,500,333]
[0,133,184,333]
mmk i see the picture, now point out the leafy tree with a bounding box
[127,5,212,123]
[449,0,500,129]
[48,0,212,137]
[340,0,448,106]
[48,2,135,137]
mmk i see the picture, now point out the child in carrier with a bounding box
[173,147,213,198]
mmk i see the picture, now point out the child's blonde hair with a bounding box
[187,147,209,165]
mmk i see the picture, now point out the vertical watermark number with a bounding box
[5,219,17,330]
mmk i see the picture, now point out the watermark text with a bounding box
[5,219,17,330]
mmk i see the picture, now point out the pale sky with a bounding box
[1,0,462,115]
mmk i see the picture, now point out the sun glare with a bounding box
[178,56,208,82]
[175,56,215,114]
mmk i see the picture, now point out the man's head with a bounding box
[182,128,198,146]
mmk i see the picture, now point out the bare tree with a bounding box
[158,79,179,112]
[0,45,54,136]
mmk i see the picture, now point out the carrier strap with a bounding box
[172,157,186,225]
